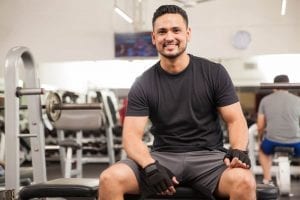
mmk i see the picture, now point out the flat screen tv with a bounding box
[114,32,158,58]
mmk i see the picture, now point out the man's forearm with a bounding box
[257,128,264,141]
[228,120,249,150]
[123,135,155,168]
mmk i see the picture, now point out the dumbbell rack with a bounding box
[4,46,47,192]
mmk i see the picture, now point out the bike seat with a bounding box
[274,146,294,155]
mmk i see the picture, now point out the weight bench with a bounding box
[18,178,99,200]
[18,178,279,200]
[58,138,82,178]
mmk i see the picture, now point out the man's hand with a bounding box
[223,149,251,169]
[142,161,179,195]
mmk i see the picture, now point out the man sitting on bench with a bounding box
[99,4,256,200]
[257,74,300,185]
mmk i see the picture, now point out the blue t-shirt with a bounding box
[126,54,238,152]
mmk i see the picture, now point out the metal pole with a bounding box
[15,87,45,97]
[4,46,47,193]
[22,47,47,186]
[4,47,21,192]
[260,83,300,89]
[55,103,102,110]
[0,103,102,111]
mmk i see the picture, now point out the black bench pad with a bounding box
[18,178,279,200]
[125,184,279,200]
[19,178,98,200]
[256,183,279,200]
[125,186,215,200]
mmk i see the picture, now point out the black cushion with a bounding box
[18,179,279,200]
[18,178,98,200]
[256,183,279,200]
[58,139,81,149]
[274,146,294,155]
[124,186,215,200]
[125,184,279,200]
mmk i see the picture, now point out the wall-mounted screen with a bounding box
[114,32,158,58]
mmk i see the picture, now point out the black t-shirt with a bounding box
[126,54,238,152]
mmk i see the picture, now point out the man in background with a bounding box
[257,74,300,185]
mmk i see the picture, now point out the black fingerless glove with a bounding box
[142,161,174,193]
[223,148,251,168]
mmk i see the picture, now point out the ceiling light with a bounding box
[281,0,287,16]
[114,6,133,24]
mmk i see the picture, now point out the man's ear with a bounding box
[151,32,156,45]
[187,27,191,42]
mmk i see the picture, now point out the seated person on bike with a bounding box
[257,74,300,185]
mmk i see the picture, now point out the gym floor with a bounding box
[45,161,300,200]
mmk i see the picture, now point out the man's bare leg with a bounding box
[258,149,273,183]
[99,163,140,200]
[216,167,256,200]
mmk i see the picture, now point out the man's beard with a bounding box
[159,43,187,59]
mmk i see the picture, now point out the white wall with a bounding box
[1,0,299,62]
[39,59,158,93]
[187,0,300,58]
[36,54,300,92]
[0,0,115,66]
[1,0,300,91]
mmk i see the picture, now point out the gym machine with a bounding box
[274,146,295,195]
[4,46,279,199]
[5,46,47,193]
[248,82,300,196]
[248,124,300,196]
[3,46,107,197]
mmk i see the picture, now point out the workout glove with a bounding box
[142,161,174,193]
[224,148,251,168]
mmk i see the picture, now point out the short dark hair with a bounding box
[152,5,188,28]
[273,74,289,83]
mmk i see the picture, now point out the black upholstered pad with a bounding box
[18,178,279,200]
[256,183,279,200]
[124,186,215,200]
[18,178,98,200]
[125,184,279,200]
[58,139,82,149]
[274,146,295,155]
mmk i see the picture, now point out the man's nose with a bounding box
[165,31,175,41]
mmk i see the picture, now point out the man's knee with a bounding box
[99,169,112,185]
[235,170,256,191]
[221,168,256,193]
[99,163,139,194]
[99,167,123,187]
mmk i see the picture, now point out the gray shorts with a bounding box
[119,150,227,197]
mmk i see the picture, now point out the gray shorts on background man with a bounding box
[120,150,227,197]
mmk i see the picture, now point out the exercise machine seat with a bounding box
[125,186,215,200]
[18,178,98,200]
[256,183,279,200]
[125,184,279,200]
[274,146,295,155]
[20,183,214,200]
[18,179,279,200]
[58,138,82,150]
